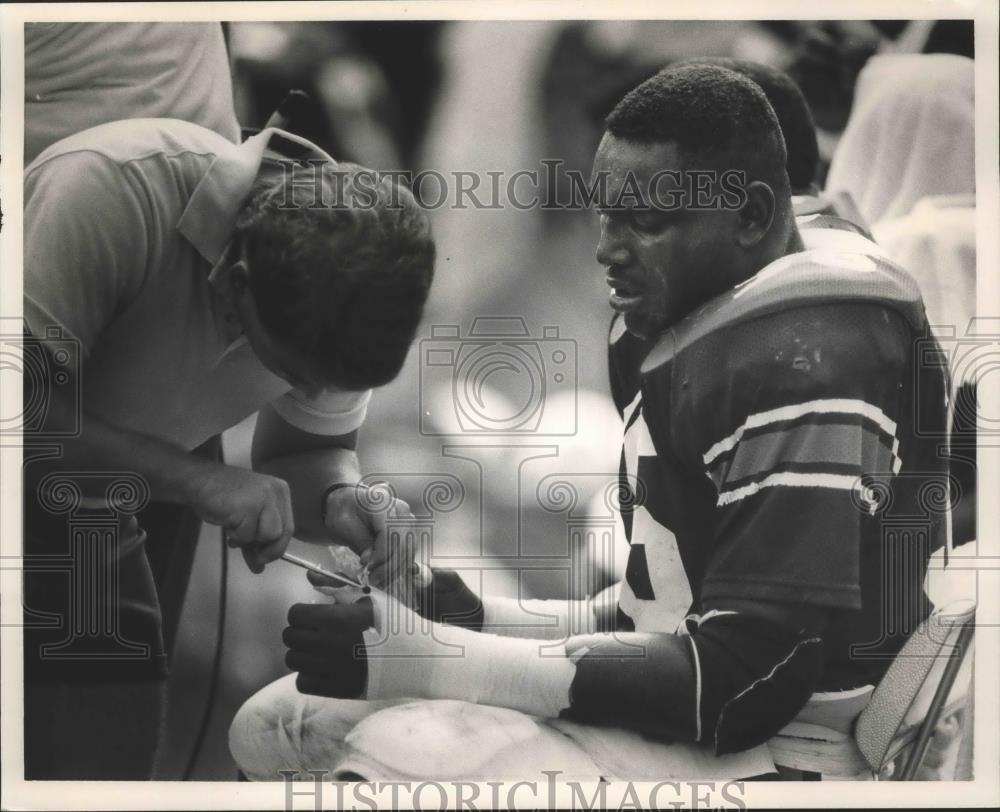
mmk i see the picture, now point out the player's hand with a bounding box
[284,599,375,698]
[322,485,419,590]
[189,462,295,573]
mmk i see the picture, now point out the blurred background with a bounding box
[85,18,971,778]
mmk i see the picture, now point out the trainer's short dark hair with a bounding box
[674,57,819,191]
[236,161,435,390]
[605,63,788,189]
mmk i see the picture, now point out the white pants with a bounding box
[229,674,775,782]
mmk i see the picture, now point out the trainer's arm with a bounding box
[23,151,295,569]
[251,403,361,544]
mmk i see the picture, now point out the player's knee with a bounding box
[228,674,302,779]
[229,692,276,778]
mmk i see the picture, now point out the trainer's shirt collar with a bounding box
[177,127,338,274]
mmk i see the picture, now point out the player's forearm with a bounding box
[480,583,620,638]
[254,446,361,542]
[561,612,825,753]
[414,571,620,636]
[481,597,592,639]
[365,595,824,753]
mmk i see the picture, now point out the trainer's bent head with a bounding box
[233,161,435,393]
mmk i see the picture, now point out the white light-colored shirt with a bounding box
[24,118,371,451]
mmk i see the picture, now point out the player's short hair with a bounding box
[236,161,435,390]
[674,57,820,191]
[605,63,788,189]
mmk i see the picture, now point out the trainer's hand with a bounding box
[322,485,419,590]
[306,569,369,604]
[284,599,374,698]
[190,463,295,573]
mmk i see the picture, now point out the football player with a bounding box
[610,58,872,436]
[232,64,949,779]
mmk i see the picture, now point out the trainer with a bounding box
[22,118,434,778]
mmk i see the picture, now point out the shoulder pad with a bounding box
[797,212,871,239]
[641,231,925,375]
[791,194,835,217]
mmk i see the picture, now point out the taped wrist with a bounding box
[413,568,484,630]
[362,591,575,718]
[480,583,622,639]
[561,612,824,754]
[482,596,595,639]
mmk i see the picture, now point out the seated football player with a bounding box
[610,57,872,426]
[229,64,949,782]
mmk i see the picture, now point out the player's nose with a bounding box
[595,217,631,268]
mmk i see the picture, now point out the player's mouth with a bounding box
[607,276,644,313]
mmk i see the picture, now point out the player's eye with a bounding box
[631,209,670,232]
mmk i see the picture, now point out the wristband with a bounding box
[320,481,363,523]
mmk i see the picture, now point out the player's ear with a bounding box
[230,260,250,296]
[736,181,775,248]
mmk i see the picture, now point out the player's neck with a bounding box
[771,209,805,258]
[784,222,806,254]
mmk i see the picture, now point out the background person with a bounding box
[826,52,977,549]
[25,22,240,164]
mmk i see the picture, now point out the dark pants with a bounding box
[141,436,223,661]
[24,681,168,780]
[22,504,168,779]
[22,437,219,779]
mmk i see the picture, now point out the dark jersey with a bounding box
[607,208,873,417]
[611,226,950,690]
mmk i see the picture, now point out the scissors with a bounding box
[280,551,371,594]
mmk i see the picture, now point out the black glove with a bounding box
[283,599,373,698]
[413,568,484,631]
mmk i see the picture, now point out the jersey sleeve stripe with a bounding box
[707,421,898,489]
[715,471,861,507]
[623,390,643,429]
[688,635,703,743]
[703,398,898,466]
